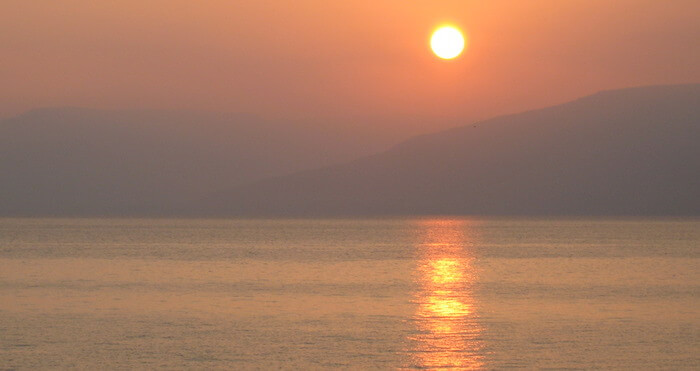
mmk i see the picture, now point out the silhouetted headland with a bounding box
[1,84,698,217]
[202,84,700,216]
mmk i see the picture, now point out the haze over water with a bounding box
[1,218,698,369]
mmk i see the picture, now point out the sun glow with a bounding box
[430,26,466,60]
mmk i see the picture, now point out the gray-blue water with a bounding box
[1,218,698,369]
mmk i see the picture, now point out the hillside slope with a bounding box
[0,109,399,215]
[205,84,700,216]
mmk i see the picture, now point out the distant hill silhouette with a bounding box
[0,108,405,216]
[204,84,700,216]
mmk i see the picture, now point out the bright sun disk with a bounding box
[431,26,465,60]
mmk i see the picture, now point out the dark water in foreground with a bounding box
[1,218,698,369]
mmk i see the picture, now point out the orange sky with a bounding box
[1,0,698,125]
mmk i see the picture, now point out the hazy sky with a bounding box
[2,0,698,125]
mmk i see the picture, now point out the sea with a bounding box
[1,217,698,369]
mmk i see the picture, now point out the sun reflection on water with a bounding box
[407,219,484,369]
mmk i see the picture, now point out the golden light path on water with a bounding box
[407,219,484,369]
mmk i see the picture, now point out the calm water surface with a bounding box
[1,218,698,369]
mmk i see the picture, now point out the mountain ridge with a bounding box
[0,108,409,216]
[201,84,700,216]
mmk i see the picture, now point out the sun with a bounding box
[431,26,465,60]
